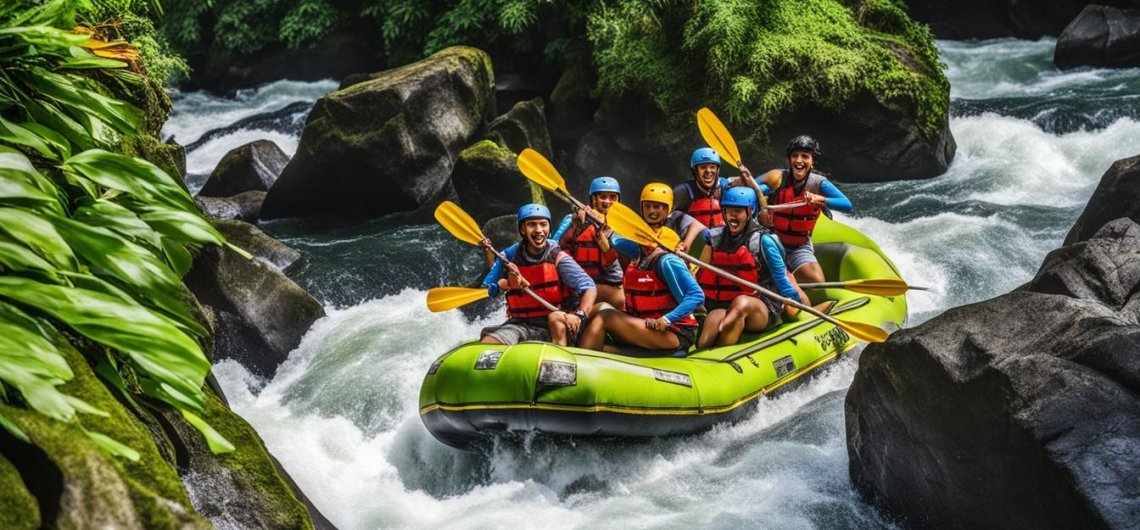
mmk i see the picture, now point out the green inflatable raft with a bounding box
[420,216,907,448]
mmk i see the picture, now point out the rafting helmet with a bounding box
[690,147,721,168]
[640,182,673,212]
[589,176,621,197]
[786,135,821,157]
[720,186,758,217]
[516,203,551,231]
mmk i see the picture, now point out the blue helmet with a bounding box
[517,203,551,226]
[588,176,621,197]
[690,147,721,168]
[720,186,757,216]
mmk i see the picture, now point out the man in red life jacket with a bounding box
[479,204,597,346]
[673,147,729,231]
[695,187,808,348]
[551,177,625,309]
[754,135,853,283]
[578,184,705,355]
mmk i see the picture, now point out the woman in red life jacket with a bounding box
[755,135,853,284]
[552,176,625,310]
[578,184,705,355]
[695,187,808,348]
[479,204,597,346]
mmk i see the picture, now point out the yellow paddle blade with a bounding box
[426,286,489,312]
[697,107,741,168]
[834,318,890,344]
[801,278,914,296]
[517,148,568,195]
[606,202,664,248]
[434,201,485,246]
[659,226,681,250]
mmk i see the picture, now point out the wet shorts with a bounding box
[667,323,696,352]
[480,319,550,345]
[784,239,818,273]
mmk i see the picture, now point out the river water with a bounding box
[165,39,1140,529]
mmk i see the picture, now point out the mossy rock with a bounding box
[118,135,187,190]
[0,341,209,529]
[0,454,38,530]
[261,46,494,224]
[450,140,542,224]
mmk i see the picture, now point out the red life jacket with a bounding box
[696,228,766,303]
[505,244,566,320]
[771,170,824,246]
[685,181,724,228]
[564,224,602,277]
[623,248,697,327]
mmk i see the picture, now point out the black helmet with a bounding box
[786,135,820,157]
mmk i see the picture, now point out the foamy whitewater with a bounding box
[168,39,1140,528]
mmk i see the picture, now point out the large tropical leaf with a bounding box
[0,207,77,270]
[0,145,65,210]
[0,276,211,409]
[63,149,198,212]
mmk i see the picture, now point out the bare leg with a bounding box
[578,309,610,350]
[697,309,727,349]
[717,297,770,347]
[793,262,825,284]
[596,284,625,311]
[481,335,503,344]
[548,311,568,346]
[600,310,682,350]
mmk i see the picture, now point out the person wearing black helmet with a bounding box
[479,204,597,346]
[752,135,852,284]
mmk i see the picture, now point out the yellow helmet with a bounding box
[640,182,673,211]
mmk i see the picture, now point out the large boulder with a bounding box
[1064,154,1140,245]
[195,191,267,223]
[905,0,1140,39]
[845,156,1140,528]
[184,220,322,377]
[198,140,289,198]
[1055,6,1140,69]
[486,97,554,159]
[450,140,536,224]
[260,46,494,225]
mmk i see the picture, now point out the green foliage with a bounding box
[589,0,948,142]
[0,2,233,458]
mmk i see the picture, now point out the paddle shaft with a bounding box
[482,241,560,312]
[664,248,846,329]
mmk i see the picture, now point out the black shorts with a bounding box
[667,323,696,351]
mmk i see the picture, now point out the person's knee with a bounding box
[481,335,502,344]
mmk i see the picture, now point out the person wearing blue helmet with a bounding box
[695,187,808,348]
[480,204,597,346]
[673,147,731,231]
[551,176,626,309]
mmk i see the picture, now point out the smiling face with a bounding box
[519,218,550,253]
[591,191,619,214]
[641,201,669,228]
[789,150,814,181]
[723,206,750,235]
[693,162,720,191]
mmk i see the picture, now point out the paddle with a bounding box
[517,148,607,227]
[799,278,930,297]
[605,201,888,344]
[427,286,489,312]
[697,107,742,168]
[433,201,559,313]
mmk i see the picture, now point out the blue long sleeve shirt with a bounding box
[550,214,573,242]
[760,176,852,212]
[481,242,596,298]
[609,235,704,324]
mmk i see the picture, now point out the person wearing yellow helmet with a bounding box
[578,183,705,355]
[640,182,707,254]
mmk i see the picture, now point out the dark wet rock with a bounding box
[260,46,494,225]
[185,220,322,377]
[906,0,1140,39]
[494,72,546,115]
[486,98,553,159]
[482,214,522,252]
[1064,154,1140,245]
[195,191,267,223]
[450,141,534,224]
[198,140,289,197]
[192,32,375,93]
[1056,6,1140,69]
[846,206,1140,525]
